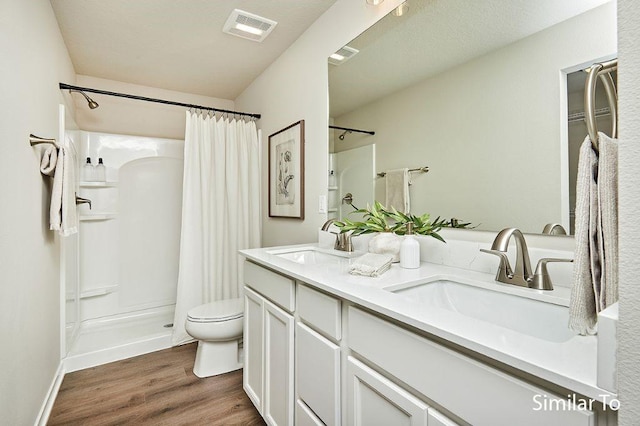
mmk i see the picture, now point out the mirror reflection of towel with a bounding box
[385,168,410,213]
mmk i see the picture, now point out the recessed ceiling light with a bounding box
[366,0,384,5]
[328,46,359,66]
[223,9,277,42]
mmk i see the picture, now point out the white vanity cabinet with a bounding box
[347,307,595,426]
[243,262,295,426]
[242,259,601,426]
[295,284,342,426]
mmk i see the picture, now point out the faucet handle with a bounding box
[480,249,514,280]
[531,258,573,290]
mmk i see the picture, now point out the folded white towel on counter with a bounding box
[349,252,393,277]
[385,168,410,213]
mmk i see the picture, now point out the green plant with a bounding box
[335,201,449,243]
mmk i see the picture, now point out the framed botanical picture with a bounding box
[269,120,305,219]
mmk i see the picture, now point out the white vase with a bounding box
[368,232,402,262]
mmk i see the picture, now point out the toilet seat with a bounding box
[187,298,243,323]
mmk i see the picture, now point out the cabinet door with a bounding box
[296,322,340,426]
[347,356,429,426]
[263,299,295,426]
[244,288,264,412]
[428,408,459,426]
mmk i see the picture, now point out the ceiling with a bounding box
[329,0,613,117]
[50,0,336,100]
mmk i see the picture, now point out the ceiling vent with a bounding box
[223,9,277,42]
[328,46,360,66]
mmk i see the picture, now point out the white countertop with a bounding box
[240,243,616,404]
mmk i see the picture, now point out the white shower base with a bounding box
[64,305,178,373]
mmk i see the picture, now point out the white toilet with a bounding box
[185,298,244,378]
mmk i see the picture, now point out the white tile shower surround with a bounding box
[241,229,614,404]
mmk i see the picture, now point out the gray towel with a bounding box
[569,133,618,335]
[598,133,618,309]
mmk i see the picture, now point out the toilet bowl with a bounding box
[185,298,244,378]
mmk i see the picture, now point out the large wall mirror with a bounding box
[328,0,616,235]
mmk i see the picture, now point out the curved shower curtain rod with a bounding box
[59,83,261,119]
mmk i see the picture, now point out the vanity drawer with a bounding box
[295,399,324,426]
[297,283,342,340]
[244,261,295,312]
[348,307,594,426]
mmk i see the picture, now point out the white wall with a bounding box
[74,75,235,140]
[617,0,640,423]
[0,0,76,424]
[334,3,616,234]
[236,0,405,247]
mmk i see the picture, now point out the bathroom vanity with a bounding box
[240,241,617,426]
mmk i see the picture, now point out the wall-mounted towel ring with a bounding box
[584,59,618,153]
[29,134,58,147]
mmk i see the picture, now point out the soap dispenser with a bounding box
[83,157,94,182]
[400,222,420,269]
[95,157,106,182]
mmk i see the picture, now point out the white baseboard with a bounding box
[35,361,65,426]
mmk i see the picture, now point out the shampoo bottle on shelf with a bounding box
[83,157,95,182]
[400,222,420,269]
[95,157,106,182]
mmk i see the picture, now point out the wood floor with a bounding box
[48,343,265,425]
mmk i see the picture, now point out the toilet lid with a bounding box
[187,298,244,323]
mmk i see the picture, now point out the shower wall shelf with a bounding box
[79,285,118,300]
[79,213,117,221]
[79,181,118,188]
[328,186,338,191]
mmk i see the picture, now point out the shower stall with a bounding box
[63,130,184,372]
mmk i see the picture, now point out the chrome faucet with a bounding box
[321,219,337,231]
[481,228,533,287]
[481,228,572,290]
[542,223,567,235]
[320,219,354,252]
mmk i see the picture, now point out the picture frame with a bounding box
[269,120,305,219]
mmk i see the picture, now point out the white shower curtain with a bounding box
[172,111,261,345]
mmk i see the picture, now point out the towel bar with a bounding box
[29,134,57,147]
[377,166,429,178]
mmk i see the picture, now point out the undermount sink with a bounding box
[267,246,359,265]
[385,278,576,343]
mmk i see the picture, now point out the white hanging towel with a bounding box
[385,168,410,213]
[39,145,58,176]
[569,133,618,335]
[49,145,78,236]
